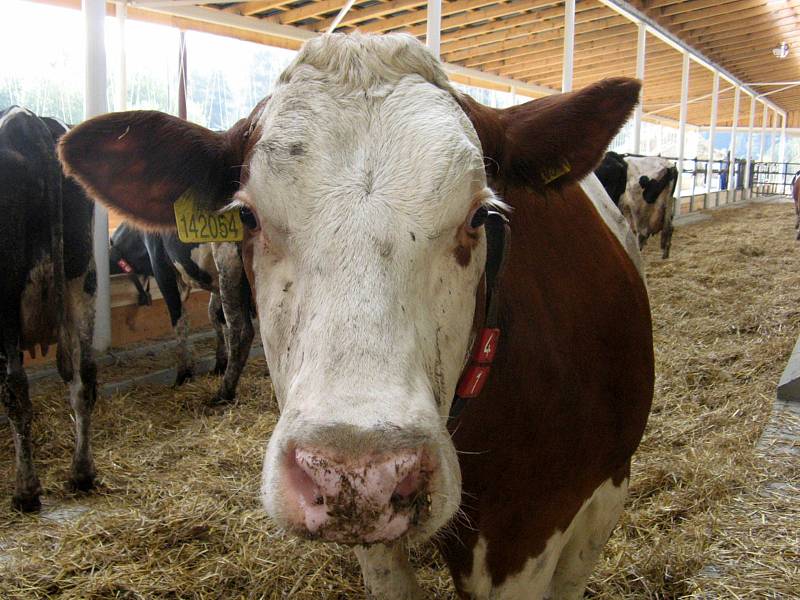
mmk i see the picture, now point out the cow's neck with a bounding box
[449,210,509,422]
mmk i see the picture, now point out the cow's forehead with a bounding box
[246,35,486,232]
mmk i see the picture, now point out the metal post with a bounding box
[759,102,768,161]
[562,0,575,93]
[728,87,740,202]
[705,71,719,207]
[178,31,188,120]
[84,0,110,351]
[426,0,441,59]
[633,22,645,154]
[327,0,357,33]
[117,0,127,111]
[676,51,689,216]
[780,112,787,163]
[745,94,756,191]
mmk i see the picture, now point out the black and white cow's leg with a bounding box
[210,243,254,405]
[208,292,228,376]
[354,543,425,600]
[62,271,98,492]
[173,286,194,387]
[1,320,42,511]
[145,234,194,386]
[547,476,629,600]
[660,223,674,259]
[660,198,675,260]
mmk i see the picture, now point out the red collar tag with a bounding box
[455,328,500,399]
[117,258,133,274]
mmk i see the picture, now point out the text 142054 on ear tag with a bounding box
[173,192,244,243]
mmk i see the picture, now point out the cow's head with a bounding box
[59,33,638,546]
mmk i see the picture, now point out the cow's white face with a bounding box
[240,35,495,544]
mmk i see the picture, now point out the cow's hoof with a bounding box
[208,389,236,408]
[211,360,228,376]
[67,472,97,493]
[12,493,42,513]
[175,368,194,387]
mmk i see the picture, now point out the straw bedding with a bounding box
[1,201,798,598]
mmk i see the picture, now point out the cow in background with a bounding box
[622,156,678,259]
[594,150,629,207]
[109,223,254,403]
[1,106,97,511]
[109,222,152,306]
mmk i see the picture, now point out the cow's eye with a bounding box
[240,206,260,232]
[468,205,489,230]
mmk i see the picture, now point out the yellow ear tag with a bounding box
[541,160,572,185]
[173,190,244,243]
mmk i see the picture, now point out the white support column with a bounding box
[510,85,517,105]
[771,109,779,162]
[705,71,719,206]
[84,0,111,351]
[426,0,442,59]
[759,102,768,161]
[562,0,575,93]
[745,94,756,189]
[676,51,690,216]
[633,22,646,154]
[780,112,787,162]
[728,87,740,200]
[116,1,127,111]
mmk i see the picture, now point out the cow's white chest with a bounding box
[460,476,628,599]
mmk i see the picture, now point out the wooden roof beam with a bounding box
[440,12,631,57]
[650,0,744,19]
[271,0,351,25]
[312,0,425,31]
[487,39,680,76]
[443,16,632,63]
[225,0,296,16]
[356,0,595,36]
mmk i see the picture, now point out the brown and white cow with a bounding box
[59,34,653,599]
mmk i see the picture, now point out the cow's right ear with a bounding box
[58,111,246,230]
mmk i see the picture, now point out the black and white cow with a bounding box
[596,153,678,259]
[109,222,152,306]
[109,223,254,402]
[594,150,628,207]
[0,106,97,511]
[623,156,678,259]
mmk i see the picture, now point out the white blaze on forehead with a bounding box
[247,35,486,239]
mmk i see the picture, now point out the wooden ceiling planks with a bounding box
[178,0,800,125]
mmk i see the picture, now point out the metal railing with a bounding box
[622,153,752,215]
[751,162,800,197]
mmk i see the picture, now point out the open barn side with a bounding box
[0,201,798,598]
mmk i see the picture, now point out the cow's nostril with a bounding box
[285,448,324,511]
[394,468,421,499]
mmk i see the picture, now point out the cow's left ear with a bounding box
[58,110,255,230]
[460,77,641,190]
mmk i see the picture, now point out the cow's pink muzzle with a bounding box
[282,446,432,544]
